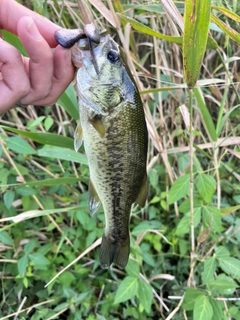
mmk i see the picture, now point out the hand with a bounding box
[0,0,75,114]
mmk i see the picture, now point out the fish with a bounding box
[56,30,148,269]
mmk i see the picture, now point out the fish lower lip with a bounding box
[78,90,108,116]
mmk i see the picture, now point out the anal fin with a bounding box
[74,121,83,152]
[135,174,148,208]
[89,179,101,216]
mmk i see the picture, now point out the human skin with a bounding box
[0,0,75,113]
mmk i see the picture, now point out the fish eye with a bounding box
[107,50,119,63]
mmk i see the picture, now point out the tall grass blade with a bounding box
[211,14,240,45]
[183,0,211,88]
[193,88,217,142]
[57,84,79,120]
[1,126,74,149]
[1,30,28,57]
[211,6,240,22]
[37,146,88,165]
[117,13,182,45]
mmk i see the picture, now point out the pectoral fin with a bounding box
[89,179,101,216]
[74,122,83,152]
[135,174,148,208]
[89,117,105,137]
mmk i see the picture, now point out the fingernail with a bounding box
[27,17,42,40]
[65,49,72,66]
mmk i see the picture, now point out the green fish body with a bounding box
[73,35,148,269]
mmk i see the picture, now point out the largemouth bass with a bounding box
[57,31,148,269]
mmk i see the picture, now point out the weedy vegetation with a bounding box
[0,0,240,319]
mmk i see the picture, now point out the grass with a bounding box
[0,0,240,319]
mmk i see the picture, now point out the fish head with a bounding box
[74,35,126,114]
[80,35,122,79]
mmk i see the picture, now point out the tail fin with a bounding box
[99,234,130,269]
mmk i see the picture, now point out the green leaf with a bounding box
[2,176,88,188]
[114,276,138,304]
[118,13,182,44]
[11,164,29,176]
[182,288,204,311]
[23,277,28,288]
[86,230,97,247]
[168,174,190,204]
[0,169,10,191]
[132,220,161,235]
[29,253,50,270]
[6,137,36,155]
[202,206,221,232]
[125,260,140,277]
[28,116,45,128]
[209,299,223,320]
[75,291,92,304]
[57,83,79,120]
[37,146,88,165]
[218,257,240,280]
[28,176,87,187]
[202,257,217,284]
[1,126,74,149]
[179,198,202,213]
[183,0,211,88]
[217,104,240,137]
[215,246,230,259]
[196,174,216,204]
[137,279,153,314]
[44,117,54,131]
[3,191,15,209]
[24,240,37,255]
[207,274,237,295]
[220,204,240,216]
[211,6,240,22]
[16,186,36,196]
[0,205,87,224]
[58,272,76,286]
[175,208,201,235]
[194,88,217,142]
[123,4,165,14]
[54,302,69,312]
[211,14,240,45]
[1,30,28,56]
[18,255,29,277]
[0,231,13,245]
[193,295,213,320]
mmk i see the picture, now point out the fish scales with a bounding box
[74,34,148,269]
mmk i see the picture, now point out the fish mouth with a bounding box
[78,35,111,74]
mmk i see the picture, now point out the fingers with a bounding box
[32,46,75,106]
[17,17,75,106]
[17,17,54,104]
[0,8,75,113]
[0,0,58,47]
[0,38,30,113]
